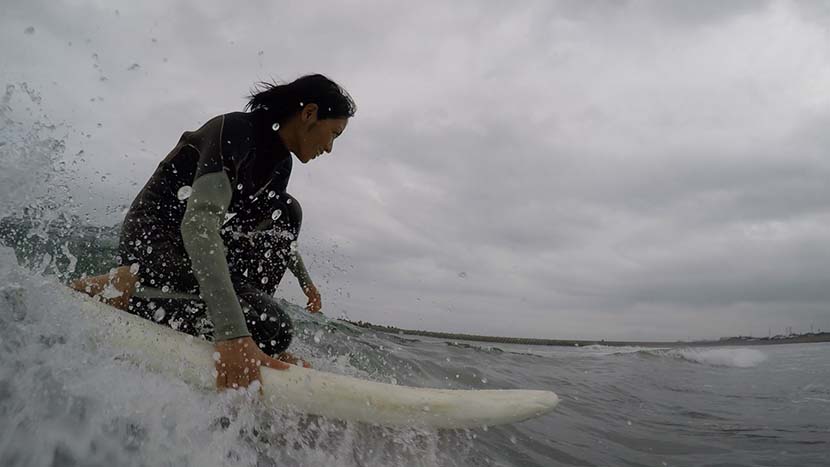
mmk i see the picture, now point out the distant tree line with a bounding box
[340,319,830,348]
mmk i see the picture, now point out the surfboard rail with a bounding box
[74,294,559,428]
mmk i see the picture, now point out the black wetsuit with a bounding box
[118,110,306,355]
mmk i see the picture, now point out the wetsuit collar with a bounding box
[252,110,291,161]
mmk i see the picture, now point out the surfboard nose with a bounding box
[528,390,560,415]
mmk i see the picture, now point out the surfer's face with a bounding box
[295,106,348,164]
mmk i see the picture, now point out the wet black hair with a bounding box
[245,74,356,123]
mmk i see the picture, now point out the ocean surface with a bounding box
[1,240,829,466]
[1,85,829,466]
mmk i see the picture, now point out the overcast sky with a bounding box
[2,0,829,341]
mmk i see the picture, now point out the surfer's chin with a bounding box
[292,152,312,164]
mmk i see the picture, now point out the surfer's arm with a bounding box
[288,250,321,313]
[288,250,312,290]
[180,171,250,340]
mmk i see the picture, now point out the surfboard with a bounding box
[73,293,559,428]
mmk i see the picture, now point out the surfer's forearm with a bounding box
[288,250,313,290]
[181,172,250,341]
[290,251,322,313]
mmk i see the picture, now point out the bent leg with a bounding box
[237,283,295,357]
[122,281,294,353]
[113,272,309,366]
[226,192,303,295]
[125,295,211,337]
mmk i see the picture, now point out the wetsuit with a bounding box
[118,110,311,355]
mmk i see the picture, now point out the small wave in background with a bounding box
[660,348,768,368]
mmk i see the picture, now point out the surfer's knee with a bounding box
[248,310,294,356]
[262,318,294,355]
[269,193,302,238]
[283,193,302,232]
[238,288,294,356]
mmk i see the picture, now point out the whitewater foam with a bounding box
[0,83,67,219]
[663,348,767,368]
[0,246,466,466]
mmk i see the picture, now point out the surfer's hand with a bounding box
[303,284,322,313]
[278,351,312,369]
[214,336,290,391]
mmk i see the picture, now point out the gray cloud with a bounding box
[2,0,828,340]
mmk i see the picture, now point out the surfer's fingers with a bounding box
[215,369,227,391]
[261,356,291,371]
[225,372,245,390]
[215,362,248,390]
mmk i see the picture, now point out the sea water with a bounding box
[1,244,828,466]
[1,85,829,466]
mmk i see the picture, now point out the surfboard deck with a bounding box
[73,293,559,428]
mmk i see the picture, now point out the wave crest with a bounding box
[662,348,767,368]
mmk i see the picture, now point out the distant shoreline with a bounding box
[340,320,830,348]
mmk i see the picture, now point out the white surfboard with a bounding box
[74,294,559,428]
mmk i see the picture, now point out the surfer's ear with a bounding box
[301,103,319,123]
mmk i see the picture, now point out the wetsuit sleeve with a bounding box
[180,117,249,341]
[181,172,249,340]
[288,250,313,289]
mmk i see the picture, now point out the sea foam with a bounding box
[665,348,767,368]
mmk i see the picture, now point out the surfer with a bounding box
[70,74,355,391]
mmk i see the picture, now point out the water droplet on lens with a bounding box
[177,186,192,200]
